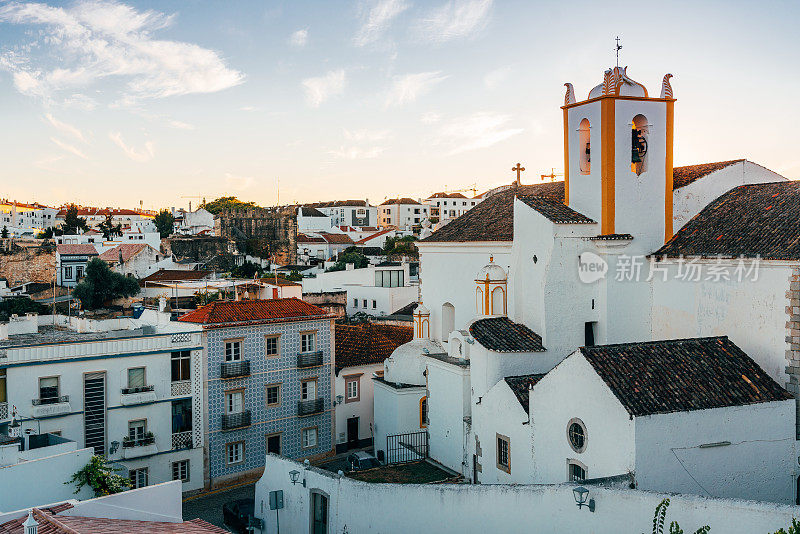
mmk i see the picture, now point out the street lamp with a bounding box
[289,470,305,487]
[572,486,595,512]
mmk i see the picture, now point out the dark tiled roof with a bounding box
[672,159,745,189]
[299,206,328,217]
[297,233,327,244]
[335,323,413,372]
[381,198,421,206]
[580,336,793,417]
[179,298,330,326]
[422,182,564,243]
[310,200,368,207]
[390,301,418,316]
[469,316,545,352]
[517,195,595,224]
[654,181,800,260]
[505,373,546,412]
[140,269,212,284]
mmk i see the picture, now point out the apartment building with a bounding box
[378,198,429,229]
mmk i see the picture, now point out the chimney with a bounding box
[158,296,167,312]
[23,510,38,534]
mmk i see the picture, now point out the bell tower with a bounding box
[562,67,675,254]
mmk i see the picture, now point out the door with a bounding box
[267,434,281,455]
[311,492,328,534]
[346,417,359,449]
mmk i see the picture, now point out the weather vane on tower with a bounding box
[615,36,622,68]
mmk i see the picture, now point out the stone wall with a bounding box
[215,206,297,265]
[785,266,800,438]
[0,244,56,284]
[165,236,239,270]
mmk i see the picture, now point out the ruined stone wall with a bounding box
[0,243,56,284]
[215,207,297,265]
[166,236,239,270]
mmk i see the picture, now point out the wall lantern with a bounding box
[109,440,120,455]
[335,395,344,406]
[289,470,306,487]
[572,486,595,512]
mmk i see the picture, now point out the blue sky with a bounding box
[0,0,798,209]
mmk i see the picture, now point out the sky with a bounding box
[0,0,798,211]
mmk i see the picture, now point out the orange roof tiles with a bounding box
[335,323,413,372]
[98,244,152,263]
[178,297,330,326]
[56,244,99,255]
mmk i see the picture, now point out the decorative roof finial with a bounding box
[615,36,622,68]
[564,83,576,105]
[660,73,674,99]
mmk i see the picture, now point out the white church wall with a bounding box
[651,261,791,385]
[673,160,787,232]
[530,352,634,483]
[418,242,512,345]
[425,358,470,476]
[472,379,533,484]
[634,400,796,504]
[255,454,800,534]
[566,100,603,222]
[372,379,425,461]
[600,256,654,345]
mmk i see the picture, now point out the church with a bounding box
[372,65,799,504]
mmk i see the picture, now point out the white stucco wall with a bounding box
[255,455,800,534]
[673,160,787,232]
[334,363,381,447]
[372,379,425,461]
[566,100,602,223]
[530,352,635,483]
[425,357,470,476]
[651,261,791,385]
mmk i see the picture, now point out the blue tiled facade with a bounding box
[205,318,333,481]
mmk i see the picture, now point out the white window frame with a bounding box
[301,332,317,353]
[225,340,242,362]
[172,460,190,483]
[302,427,318,449]
[226,441,244,465]
[225,390,244,414]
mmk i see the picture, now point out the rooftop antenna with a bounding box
[615,36,622,68]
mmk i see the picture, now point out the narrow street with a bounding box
[182,482,256,531]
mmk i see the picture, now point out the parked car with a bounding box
[347,450,381,471]
[222,498,255,533]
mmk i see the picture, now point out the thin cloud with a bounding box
[288,29,308,47]
[224,172,255,190]
[420,112,442,124]
[413,0,493,43]
[484,65,512,90]
[167,119,194,130]
[353,0,409,47]
[109,131,154,162]
[45,113,87,143]
[50,137,88,159]
[0,1,244,104]
[302,69,346,107]
[385,71,448,107]
[432,112,522,155]
[330,129,389,160]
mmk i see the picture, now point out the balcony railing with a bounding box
[171,380,191,396]
[121,385,155,395]
[221,410,252,430]
[298,398,324,416]
[172,431,193,450]
[297,350,324,368]
[0,402,7,420]
[32,395,69,406]
[221,360,250,379]
[122,434,155,448]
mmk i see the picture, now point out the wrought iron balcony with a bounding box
[297,350,324,368]
[171,431,193,450]
[32,395,69,406]
[298,398,324,416]
[221,410,252,430]
[122,433,155,448]
[121,384,155,395]
[221,360,250,379]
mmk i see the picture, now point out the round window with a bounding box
[567,418,587,453]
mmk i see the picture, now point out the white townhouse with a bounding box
[0,311,205,492]
[55,244,98,288]
[310,200,377,229]
[0,200,58,237]
[423,192,482,224]
[379,198,429,230]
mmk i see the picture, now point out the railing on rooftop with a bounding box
[32,395,69,406]
[221,410,252,430]
[221,360,250,379]
[297,350,324,368]
[298,398,324,416]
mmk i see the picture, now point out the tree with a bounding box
[383,235,418,258]
[63,205,88,233]
[645,499,710,534]
[285,270,303,281]
[231,260,261,278]
[0,296,47,322]
[98,213,122,239]
[202,196,257,215]
[153,209,175,239]
[773,518,800,534]
[66,455,129,496]
[72,258,140,309]
[1,226,7,238]
[326,247,368,272]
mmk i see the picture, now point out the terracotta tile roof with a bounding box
[381,198,421,206]
[422,182,564,243]
[517,195,595,224]
[140,269,213,283]
[469,316,546,352]
[259,275,302,287]
[98,243,152,263]
[297,233,326,244]
[672,159,745,189]
[504,373,546,412]
[335,323,413,372]
[308,200,368,208]
[580,336,793,417]
[0,507,226,534]
[354,228,394,244]
[56,244,98,256]
[427,192,467,199]
[178,297,330,326]
[319,233,354,245]
[654,181,800,260]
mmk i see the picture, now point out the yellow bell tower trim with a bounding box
[600,97,616,234]
[563,107,570,205]
[664,99,675,242]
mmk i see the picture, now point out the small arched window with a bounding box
[631,114,648,175]
[419,396,428,428]
[579,119,591,175]
[475,287,484,315]
[491,286,506,316]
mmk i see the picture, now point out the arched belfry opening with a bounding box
[579,118,591,175]
[631,114,648,175]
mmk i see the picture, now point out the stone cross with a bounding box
[512,163,525,185]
